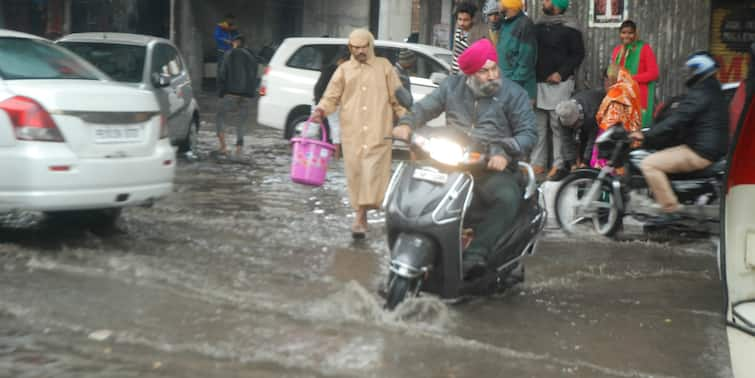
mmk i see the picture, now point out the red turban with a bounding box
[457,39,498,75]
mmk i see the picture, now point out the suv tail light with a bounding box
[0,96,64,142]
[159,114,168,139]
[258,66,270,96]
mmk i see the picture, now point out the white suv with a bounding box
[257,37,451,139]
[0,30,175,224]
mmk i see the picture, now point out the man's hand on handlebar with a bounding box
[629,131,644,141]
[488,155,508,171]
[392,125,412,141]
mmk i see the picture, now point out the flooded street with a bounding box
[0,124,731,378]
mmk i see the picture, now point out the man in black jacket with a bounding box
[216,35,257,156]
[554,86,605,171]
[631,52,728,223]
[532,0,584,180]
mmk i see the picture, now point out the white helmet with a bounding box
[683,51,718,86]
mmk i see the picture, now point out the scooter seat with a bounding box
[668,160,726,180]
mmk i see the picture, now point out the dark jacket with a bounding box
[314,63,339,104]
[645,76,729,162]
[497,12,537,99]
[573,88,605,163]
[534,21,584,82]
[398,74,537,162]
[218,48,257,98]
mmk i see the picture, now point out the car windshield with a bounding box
[59,42,146,83]
[0,37,101,80]
[434,53,452,67]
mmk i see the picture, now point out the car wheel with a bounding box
[285,113,310,140]
[178,117,198,153]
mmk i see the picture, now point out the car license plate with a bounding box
[93,125,143,144]
[413,168,448,184]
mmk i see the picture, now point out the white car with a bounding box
[57,33,200,154]
[257,37,451,139]
[0,29,175,224]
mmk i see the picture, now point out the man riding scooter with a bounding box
[629,51,729,226]
[393,39,537,277]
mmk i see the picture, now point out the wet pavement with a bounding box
[0,100,732,378]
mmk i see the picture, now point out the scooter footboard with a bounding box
[390,233,437,279]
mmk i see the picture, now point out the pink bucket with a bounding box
[290,121,335,186]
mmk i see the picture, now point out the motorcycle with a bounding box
[381,127,546,310]
[553,124,725,237]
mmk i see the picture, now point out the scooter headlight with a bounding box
[424,137,464,166]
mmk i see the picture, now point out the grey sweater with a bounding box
[398,74,537,162]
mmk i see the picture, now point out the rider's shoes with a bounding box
[548,167,570,181]
[646,212,683,227]
[462,256,487,280]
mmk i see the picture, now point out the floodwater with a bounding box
[0,126,731,378]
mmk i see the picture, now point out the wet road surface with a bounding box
[0,124,731,377]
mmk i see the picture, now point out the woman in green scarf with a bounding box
[611,20,659,127]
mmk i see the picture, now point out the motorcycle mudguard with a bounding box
[390,233,437,279]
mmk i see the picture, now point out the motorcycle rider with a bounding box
[393,39,537,277]
[630,51,729,225]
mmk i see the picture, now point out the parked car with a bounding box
[257,37,452,139]
[0,29,175,224]
[721,70,754,377]
[57,32,199,154]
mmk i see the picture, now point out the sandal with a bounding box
[351,221,367,239]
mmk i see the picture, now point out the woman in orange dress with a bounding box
[590,64,642,168]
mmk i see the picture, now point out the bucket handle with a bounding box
[304,117,329,143]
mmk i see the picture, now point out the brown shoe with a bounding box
[546,166,560,179]
[532,165,546,175]
[351,220,367,239]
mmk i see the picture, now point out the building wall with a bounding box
[710,0,755,84]
[522,0,714,102]
[413,0,718,102]
[378,0,412,41]
[301,0,370,38]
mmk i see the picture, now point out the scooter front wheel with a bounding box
[554,170,622,237]
[384,276,417,310]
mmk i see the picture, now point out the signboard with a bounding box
[711,5,755,84]
[589,0,628,28]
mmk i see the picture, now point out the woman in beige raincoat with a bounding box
[312,29,406,238]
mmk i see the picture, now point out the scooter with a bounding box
[381,127,546,310]
[554,124,725,237]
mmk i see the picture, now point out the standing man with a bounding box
[497,0,537,101]
[214,13,238,70]
[216,35,257,157]
[395,49,416,94]
[483,0,502,46]
[311,29,407,239]
[451,2,480,74]
[532,0,584,179]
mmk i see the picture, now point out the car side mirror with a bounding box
[430,72,448,86]
[151,72,171,88]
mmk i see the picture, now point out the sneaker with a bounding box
[645,212,683,227]
[548,167,570,181]
[462,254,487,280]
